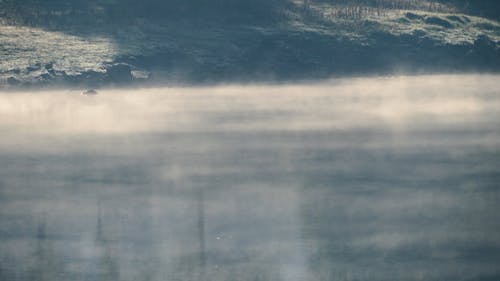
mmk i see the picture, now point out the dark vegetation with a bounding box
[311,0,500,19]
[435,0,500,20]
[0,0,290,27]
[6,0,498,29]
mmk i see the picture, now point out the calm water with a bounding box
[0,75,499,281]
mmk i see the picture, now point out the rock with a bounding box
[445,15,466,24]
[7,77,21,86]
[44,62,54,70]
[44,63,56,74]
[397,18,410,24]
[82,89,98,96]
[26,63,42,72]
[412,29,427,38]
[424,16,453,29]
[106,63,133,83]
[40,73,52,80]
[131,70,150,80]
[405,12,424,21]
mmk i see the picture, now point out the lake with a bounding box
[1,74,499,281]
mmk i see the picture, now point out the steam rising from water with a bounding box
[1,75,498,135]
[0,74,499,281]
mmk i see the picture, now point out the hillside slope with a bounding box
[0,0,499,88]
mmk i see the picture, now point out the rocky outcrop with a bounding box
[106,63,133,83]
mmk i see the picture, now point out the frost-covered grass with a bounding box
[304,2,500,45]
[373,11,500,44]
[0,21,258,85]
[0,25,116,82]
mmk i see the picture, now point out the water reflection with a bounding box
[0,75,499,281]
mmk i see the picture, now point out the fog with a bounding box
[0,74,500,281]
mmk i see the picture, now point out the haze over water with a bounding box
[0,74,499,281]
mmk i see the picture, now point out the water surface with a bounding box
[1,75,499,281]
